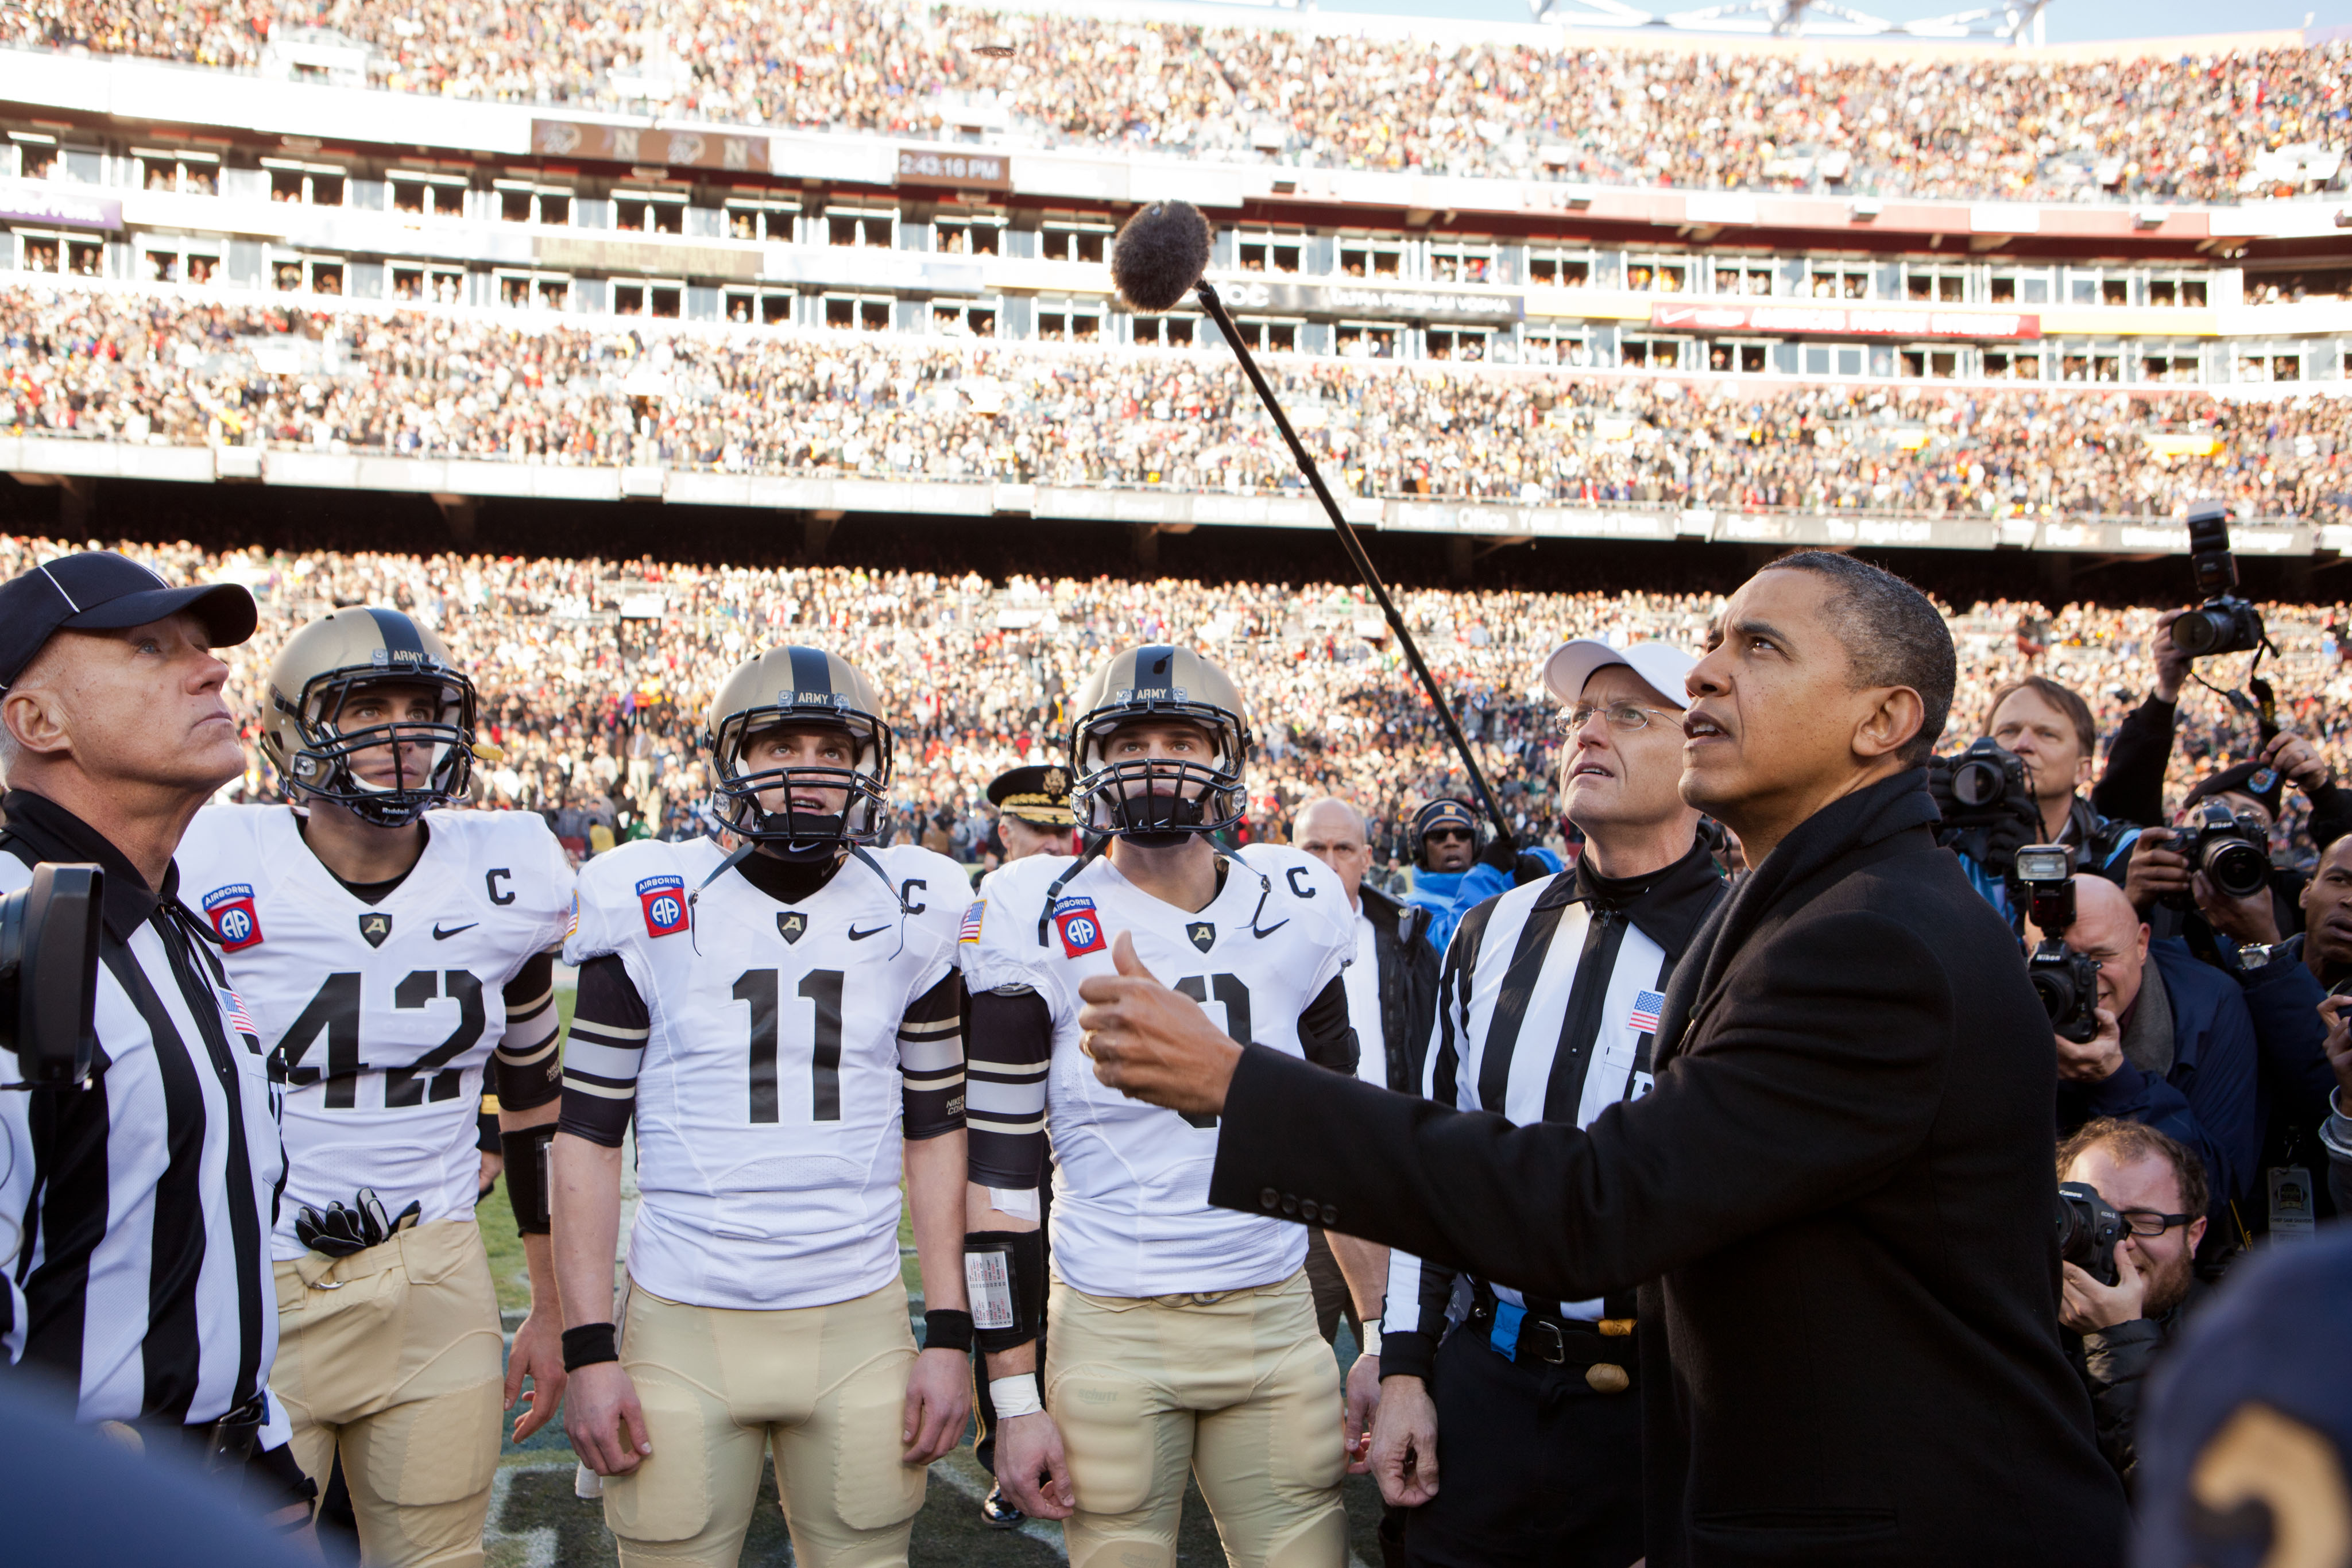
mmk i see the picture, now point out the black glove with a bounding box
[295,1188,421,1260]
[1982,792,2045,868]
[1477,832,1517,873]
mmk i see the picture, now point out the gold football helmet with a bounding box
[1067,644,1251,841]
[258,607,476,828]
[703,645,892,858]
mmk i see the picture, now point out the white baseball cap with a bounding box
[1541,638,1699,710]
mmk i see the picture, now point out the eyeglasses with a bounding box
[1422,827,1474,843]
[1553,702,1680,736]
[2117,1209,2196,1237]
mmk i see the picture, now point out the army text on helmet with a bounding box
[1067,644,1252,843]
[705,644,894,861]
[259,606,478,829]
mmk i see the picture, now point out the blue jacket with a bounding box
[2059,938,2260,1209]
[1405,846,1566,957]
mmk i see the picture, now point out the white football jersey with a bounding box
[563,837,969,1311]
[959,842,1355,1298]
[175,804,573,1261]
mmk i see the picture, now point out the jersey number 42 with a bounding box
[277,970,485,1109]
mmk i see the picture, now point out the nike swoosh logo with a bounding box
[433,923,478,940]
[848,924,891,941]
[1251,919,1290,939]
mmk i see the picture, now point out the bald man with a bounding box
[1292,797,1438,1495]
[2029,874,2261,1217]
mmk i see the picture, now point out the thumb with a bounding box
[1111,930,1160,984]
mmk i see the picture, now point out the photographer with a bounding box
[0,552,308,1527]
[1401,797,1561,957]
[2122,750,2347,944]
[1933,676,2137,923]
[2056,1120,2210,1487]
[2292,837,2352,1218]
[2026,875,2260,1213]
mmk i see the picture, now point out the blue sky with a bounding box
[1312,0,2330,42]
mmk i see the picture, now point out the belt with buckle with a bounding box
[1468,1287,1637,1392]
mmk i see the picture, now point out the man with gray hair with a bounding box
[0,550,310,1530]
[1290,796,1438,1484]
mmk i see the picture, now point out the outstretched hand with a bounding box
[1077,931,1243,1116]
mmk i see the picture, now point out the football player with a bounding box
[552,646,1046,1568]
[174,607,575,1567]
[960,644,1361,1568]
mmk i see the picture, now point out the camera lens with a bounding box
[2203,837,2270,900]
[2171,609,2225,656]
[1952,757,2002,808]
[0,881,25,1052]
[2029,967,2075,1023]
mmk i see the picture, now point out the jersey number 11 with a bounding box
[733,968,844,1125]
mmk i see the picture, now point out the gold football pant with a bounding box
[1047,1269,1348,1568]
[271,1219,506,1568]
[600,1278,927,1568]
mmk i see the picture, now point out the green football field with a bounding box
[471,991,1390,1565]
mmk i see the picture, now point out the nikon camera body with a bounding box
[2165,800,2271,911]
[2171,505,2266,659]
[2018,845,2102,1046]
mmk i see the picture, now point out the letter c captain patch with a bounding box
[1053,896,1106,958]
[637,874,688,938]
[203,884,264,951]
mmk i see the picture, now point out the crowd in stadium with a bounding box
[4,530,2341,882]
[6,0,2347,204]
[5,287,2348,522]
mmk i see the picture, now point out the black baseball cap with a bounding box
[0,551,257,690]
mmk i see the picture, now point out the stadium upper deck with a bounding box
[3,0,2347,208]
[0,2,2342,555]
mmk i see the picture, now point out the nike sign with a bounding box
[848,923,891,941]
[433,922,478,940]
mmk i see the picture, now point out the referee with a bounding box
[0,551,309,1526]
[1370,638,1726,1568]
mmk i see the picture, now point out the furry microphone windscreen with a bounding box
[1110,200,1213,313]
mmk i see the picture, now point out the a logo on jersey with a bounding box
[1053,896,1107,958]
[637,875,688,938]
[1186,920,1217,954]
[358,912,393,949]
[777,911,807,944]
[959,900,985,945]
[201,884,265,951]
[1628,990,1665,1033]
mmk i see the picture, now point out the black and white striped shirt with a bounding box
[1380,842,1724,1381]
[0,791,285,1429]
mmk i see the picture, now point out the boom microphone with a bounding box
[1107,200,1516,850]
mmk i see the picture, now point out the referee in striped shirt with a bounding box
[0,552,310,1527]
[1368,637,1727,1568]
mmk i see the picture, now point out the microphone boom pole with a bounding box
[1188,278,1516,851]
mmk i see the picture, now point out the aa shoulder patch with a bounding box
[202,884,265,951]
[1053,896,1107,958]
[637,874,688,938]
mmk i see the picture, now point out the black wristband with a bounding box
[562,1323,620,1372]
[923,1308,976,1354]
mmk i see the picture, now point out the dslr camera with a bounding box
[2056,1180,2127,1288]
[2018,846,2101,1046]
[0,862,103,1089]
[2170,505,2266,659]
[2165,799,2271,910]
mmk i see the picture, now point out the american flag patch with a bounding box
[1628,990,1665,1033]
[218,985,257,1038]
[959,900,985,944]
